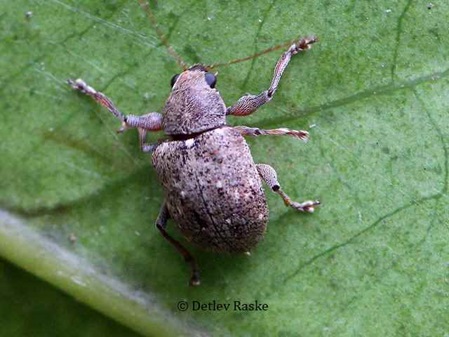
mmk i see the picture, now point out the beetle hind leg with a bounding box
[156,203,201,286]
[256,163,320,213]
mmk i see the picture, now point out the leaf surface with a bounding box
[1,1,448,336]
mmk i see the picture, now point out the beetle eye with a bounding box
[170,74,180,87]
[205,72,217,88]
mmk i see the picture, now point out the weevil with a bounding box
[68,4,320,286]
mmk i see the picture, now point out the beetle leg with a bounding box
[226,36,317,116]
[256,164,320,213]
[234,125,309,142]
[68,78,162,152]
[155,203,201,286]
[137,127,158,153]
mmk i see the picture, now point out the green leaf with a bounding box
[1,0,448,336]
[0,258,142,337]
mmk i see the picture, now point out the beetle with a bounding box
[68,4,320,286]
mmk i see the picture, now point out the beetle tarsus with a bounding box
[234,126,309,142]
[291,200,321,213]
[256,164,320,213]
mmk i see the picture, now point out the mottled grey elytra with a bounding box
[68,37,320,286]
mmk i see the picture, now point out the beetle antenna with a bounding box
[206,36,318,70]
[137,0,188,70]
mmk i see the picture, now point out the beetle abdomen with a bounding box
[152,126,268,253]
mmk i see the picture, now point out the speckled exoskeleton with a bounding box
[68,34,320,286]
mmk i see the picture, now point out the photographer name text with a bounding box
[177,300,268,312]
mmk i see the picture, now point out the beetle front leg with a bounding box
[234,125,309,142]
[256,164,320,213]
[155,203,201,286]
[227,36,317,116]
[68,78,162,152]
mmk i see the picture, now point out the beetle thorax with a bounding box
[162,69,227,135]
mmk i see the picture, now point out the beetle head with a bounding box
[162,65,227,136]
